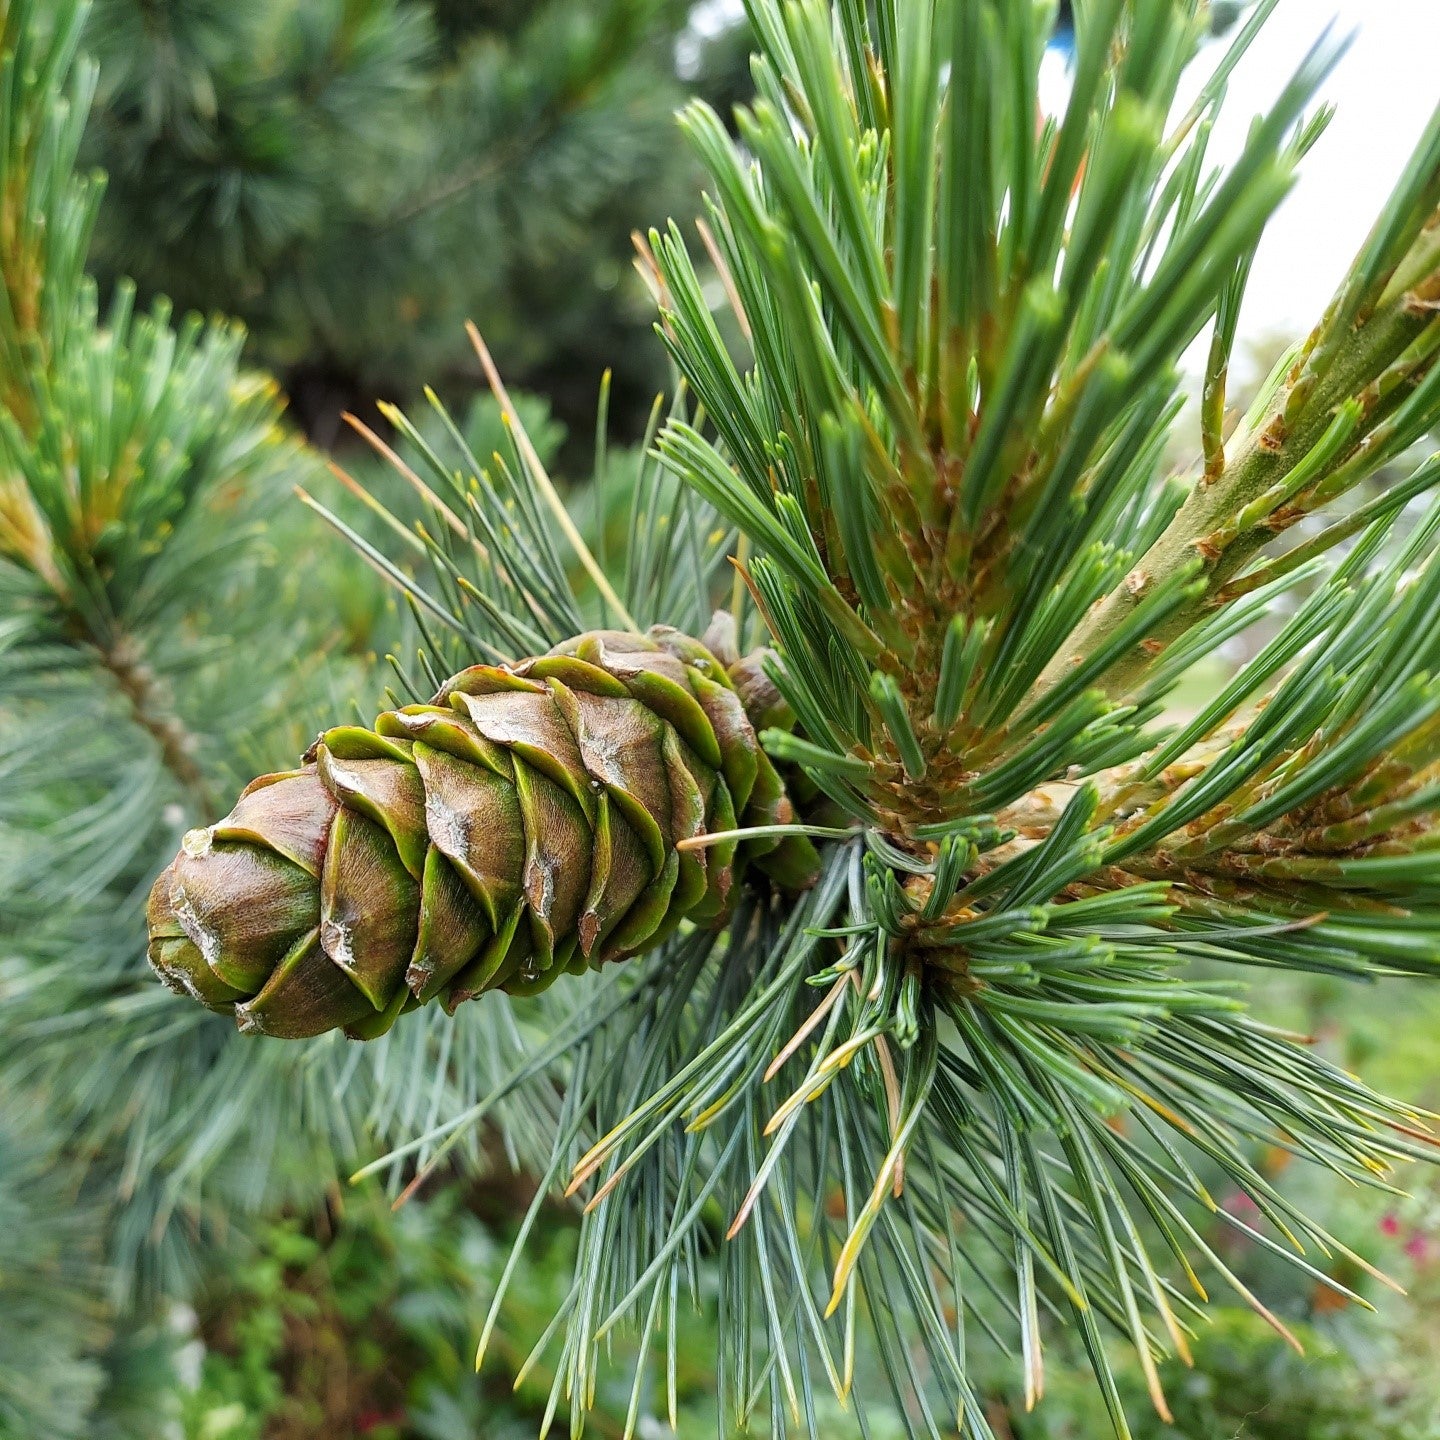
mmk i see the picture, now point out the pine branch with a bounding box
[94,631,215,813]
[1035,148,1440,705]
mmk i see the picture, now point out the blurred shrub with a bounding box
[991,1308,1430,1440]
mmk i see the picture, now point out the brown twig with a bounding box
[98,633,216,818]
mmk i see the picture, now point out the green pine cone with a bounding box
[146,626,821,1040]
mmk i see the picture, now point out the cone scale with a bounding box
[147,626,820,1039]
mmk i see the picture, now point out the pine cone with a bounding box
[146,627,820,1040]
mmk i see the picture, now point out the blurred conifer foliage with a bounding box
[76,0,719,437]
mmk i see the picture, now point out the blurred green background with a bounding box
[5,2,1440,1437]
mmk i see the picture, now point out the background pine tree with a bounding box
[75,0,733,441]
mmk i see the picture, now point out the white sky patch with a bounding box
[1194,0,1440,353]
